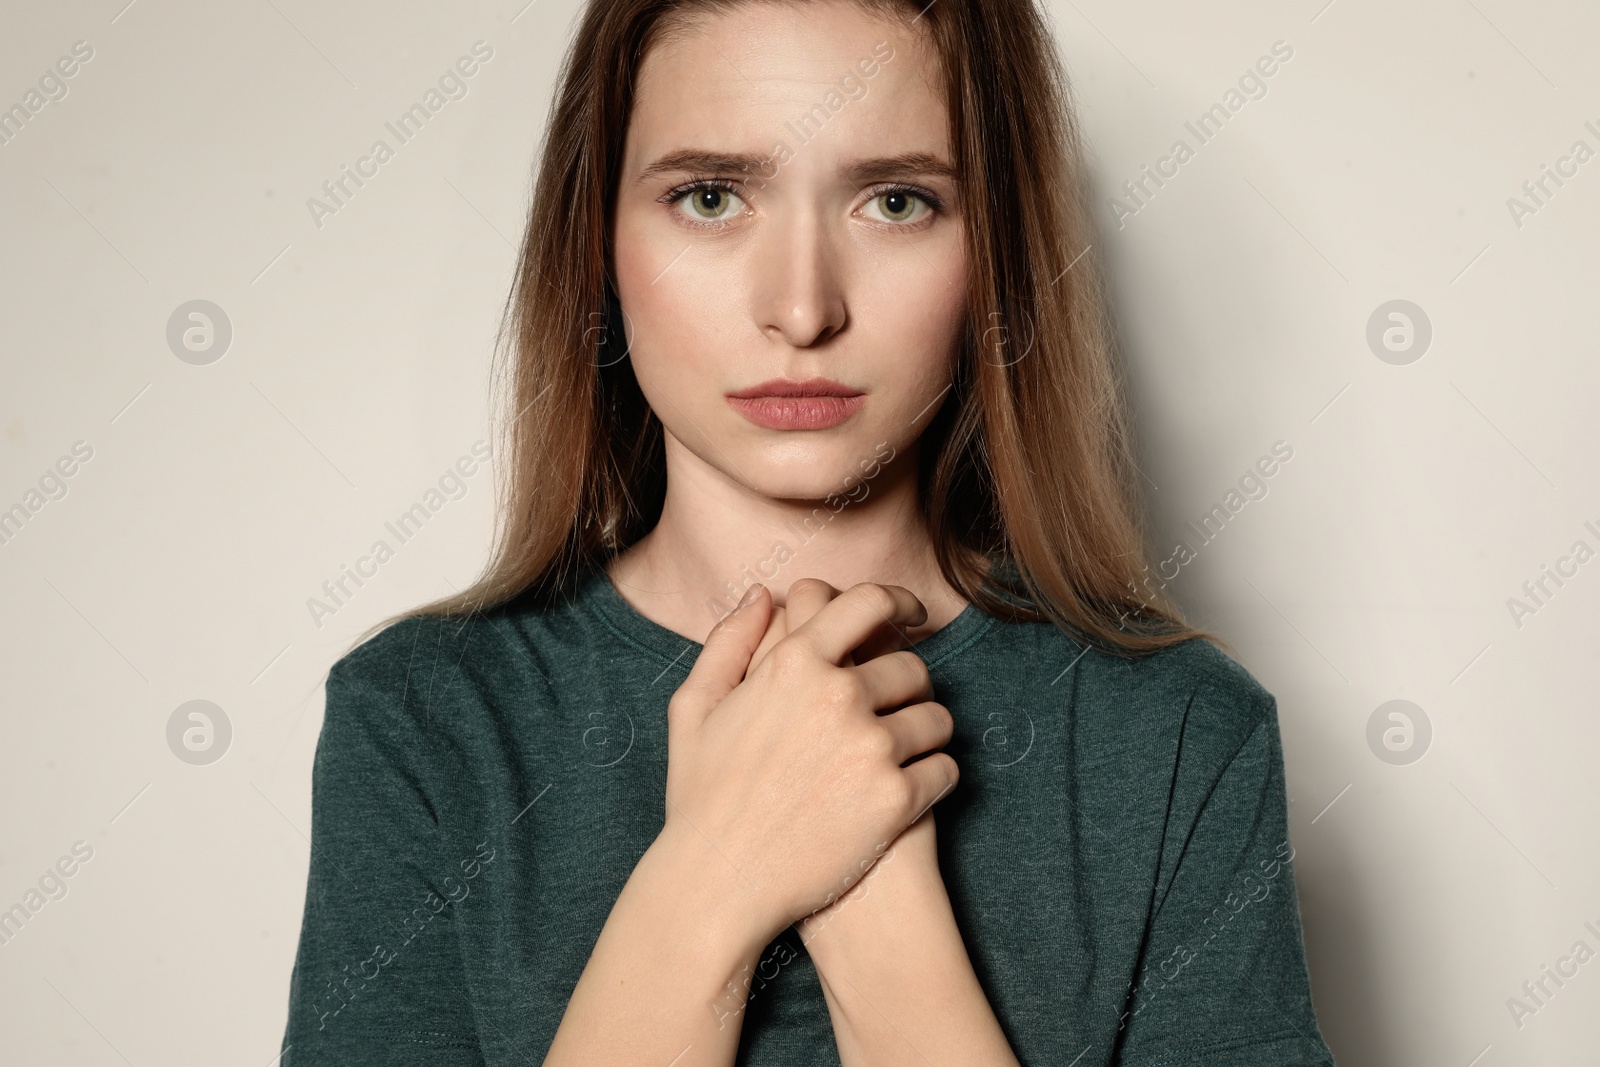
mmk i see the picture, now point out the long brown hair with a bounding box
[375,0,1219,658]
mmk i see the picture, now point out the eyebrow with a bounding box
[635,149,959,185]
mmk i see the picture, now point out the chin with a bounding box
[732,433,902,504]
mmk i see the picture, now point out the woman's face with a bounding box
[613,0,966,502]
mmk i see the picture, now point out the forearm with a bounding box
[804,878,1020,1067]
[542,826,772,1067]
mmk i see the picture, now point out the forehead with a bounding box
[626,1,948,165]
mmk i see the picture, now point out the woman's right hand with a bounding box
[661,580,959,943]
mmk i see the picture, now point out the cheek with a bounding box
[869,253,966,397]
[884,308,963,449]
[611,215,661,350]
[611,220,717,404]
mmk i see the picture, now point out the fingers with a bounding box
[675,584,771,721]
[852,622,911,663]
[851,649,935,711]
[746,603,788,680]
[900,751,959,827]
[880,700,954,766]
[786,576,907,664]
[783,578,850,666]
[788,582,927,666]
[784,577,837,633]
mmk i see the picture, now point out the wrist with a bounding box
[642,821,779,964]
[802,860,955,971]
[807,884,976,1042]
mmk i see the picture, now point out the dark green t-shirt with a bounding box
[279,565,1336,1065]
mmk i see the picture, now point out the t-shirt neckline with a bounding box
[580,564,994,672]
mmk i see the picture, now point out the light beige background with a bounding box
[1,1,1596,1064]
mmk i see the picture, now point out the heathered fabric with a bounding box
[279,564,1336,1065]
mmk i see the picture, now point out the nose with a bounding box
[750,207,847,348]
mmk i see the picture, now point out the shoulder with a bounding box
[330,613,436,681]
[326,613,468,710]
[1078,636,1281,812]
[320,610,521,740]
[314,615,465,758]
[311,610,540,806]
[329,594,569,699]
[319,595,588,749]
[984,619,1276,763]
[994,616,1274,718]
[1017,627,1289,850]
[1133,637,1278,776]
[1128,635,1276,731]
[1105,633,1275,750]
[331,610,491,673]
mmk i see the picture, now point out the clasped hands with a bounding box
[735,578,952,960]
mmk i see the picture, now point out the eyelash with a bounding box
[658,175,945,230]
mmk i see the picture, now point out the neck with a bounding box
[605,436,969,645]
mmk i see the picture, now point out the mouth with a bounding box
[726,377,865,431]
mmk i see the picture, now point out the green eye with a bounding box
[876,189,918,222]
[662,179,942,230]
[862,185,939,225]
[689,186,735,219]
[671,181,745,225]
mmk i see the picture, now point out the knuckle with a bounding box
[769,638,811,676]
[863,723,897,762]
[939,752,961,790]
[898,650,932,689]
[822,670,865,710]
[855,583,897,617]
[873,770,916,819]
[792,576,829,597]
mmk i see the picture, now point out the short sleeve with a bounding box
[1112,692,1336,1066]
[279,640,487,1065]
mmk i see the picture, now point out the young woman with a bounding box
[279,1,1336,1064]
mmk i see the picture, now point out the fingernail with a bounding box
[738,583,764,608]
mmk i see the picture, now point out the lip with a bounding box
[727,377,863,399]
[726,378,866,431]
